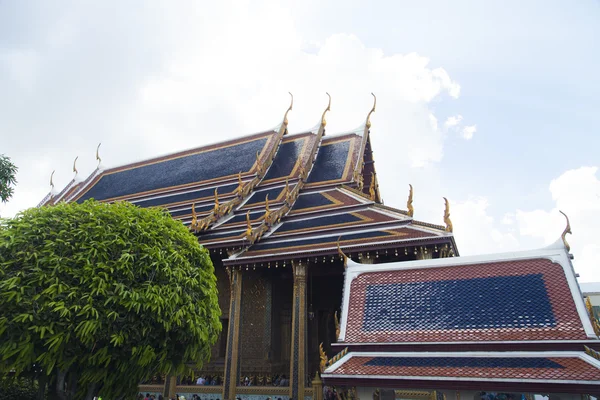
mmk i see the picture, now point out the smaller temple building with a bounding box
[321,234,600,398]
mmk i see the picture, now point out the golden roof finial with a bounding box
[235,171,244,196]
[407,184,414,217]
[321,92,331,127]
[72,156,79,177]
[366,92,376,129]
[443,197,453,233]
[369,172,376,201]
[337,236,348,268]
[245,211,253,239]
[586,297,600,336]
[191,203,198,230]
[283,92,293,128]
[96,143,102,167]
[319,343,328,373]
[50,170,55,190]
[559,210,572,252]
[213,188,220,213]
[334,311,340,338]
[264,194,271,222]
[283,178,289,197]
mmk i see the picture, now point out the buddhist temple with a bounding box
[41,94,600,399]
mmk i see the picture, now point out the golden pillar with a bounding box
[290,261,307,400]
[222,268,243,400]
[163,375,177,399]
[311,372,323,400]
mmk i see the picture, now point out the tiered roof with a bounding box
[323,239,600,393]
[40,95,457,263]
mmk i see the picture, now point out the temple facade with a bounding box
[42,95,600,399]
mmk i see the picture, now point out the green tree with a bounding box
[0,200,221,400]
[0,154,18,203]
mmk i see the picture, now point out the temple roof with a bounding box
[322,351,600,393]
[40,97,457,262]
[337,241,595,345]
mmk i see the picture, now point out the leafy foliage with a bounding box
[0,154,17,203]
[0,200,221,399]
[0,377,40,400]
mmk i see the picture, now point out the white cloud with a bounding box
[445,115,463,127]
[451,197,520,255]
[451,167,600,282]
[0,1,464,219]
[461,124,477,140]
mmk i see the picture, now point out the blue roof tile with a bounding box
[78,137,268,201]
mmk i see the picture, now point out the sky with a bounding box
[1,1,599,281]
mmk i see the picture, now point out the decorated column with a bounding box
[290,261,307,400]
[222,268,243,400]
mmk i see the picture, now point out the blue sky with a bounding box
[1,1,599,280]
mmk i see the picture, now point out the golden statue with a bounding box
[443,197,453,233]
[407,184,414,217]
[559,210,572,252]
[319,342,328,373]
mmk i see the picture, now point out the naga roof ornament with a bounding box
[283,92,293,129]
[191,203,198,230]
[72,156,79,178]
[213,188,220,214]
[365,92,376,129]
[49,170,55,192]
[559,210,572,252]
[585,297,600,337]
[320,92,331,128]
[337,237,348,268]
[443,197,453,233]
[407,184,414,217]
[369,172,377,201]
[319,343,328,373]
[95,143,102,167]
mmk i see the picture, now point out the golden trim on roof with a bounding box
[272,211,375,237]
[244,228,411,256]
[304,135,361,188]
[586,297,600,337]
[71,131,278,203]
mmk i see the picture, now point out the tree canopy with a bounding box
[0,154,17,203]
[0,200,221,400]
